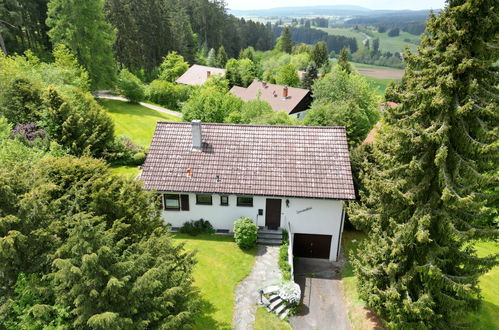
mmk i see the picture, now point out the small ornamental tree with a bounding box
[348,0,499,327]
[233,217,258,249]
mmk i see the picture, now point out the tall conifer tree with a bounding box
[46,0,116,88]
[349,0,498,327]
[275,26,293,53]
[338,47,352,74]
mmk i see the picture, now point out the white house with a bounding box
[140,121,355,261]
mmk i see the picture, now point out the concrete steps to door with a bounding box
[257,228,283,246]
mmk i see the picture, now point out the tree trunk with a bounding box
[0,32,7,56]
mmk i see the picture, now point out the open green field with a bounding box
[99,99,180,147]
[341,230,499,329]
[318,26,419,54]
[172,234,256,329]
[364,76,394,98]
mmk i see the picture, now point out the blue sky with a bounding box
[226,0,446,11]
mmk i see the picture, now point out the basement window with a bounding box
[220,195,229,206]
[237,196,253,207]
[196,194,213,205]
[164,194,180,210]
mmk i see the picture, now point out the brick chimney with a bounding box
[191,120,203,151]
[207,71,211,78]
[283,86,289,99]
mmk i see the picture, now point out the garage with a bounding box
[293,233,332,259]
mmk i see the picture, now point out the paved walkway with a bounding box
[290,258,350,330]
[94,91,182,118]
[233,245,282,330]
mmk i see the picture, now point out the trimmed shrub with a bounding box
[233,217,258,249]
[180,219,215,236]
[116,69,144,103]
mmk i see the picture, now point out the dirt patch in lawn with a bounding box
[356,67,404,80]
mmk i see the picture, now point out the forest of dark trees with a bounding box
[0,0,275,73]
[272,26,358,54]
[345,11,431,35]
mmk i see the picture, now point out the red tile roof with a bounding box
[141,122,355,200]
[230,80,311,114]
[176,64,225,86]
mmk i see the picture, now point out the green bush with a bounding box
[145,80,190,110]
[179,219,215,236]
[116,69,144,103]
[233,217,258,249]
[103,135,146,165]
[279,242,292,280]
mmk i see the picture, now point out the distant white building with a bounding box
[176,64,225,86]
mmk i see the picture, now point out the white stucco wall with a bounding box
[160,193,345,261]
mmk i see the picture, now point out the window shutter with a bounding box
[181,195,190,210]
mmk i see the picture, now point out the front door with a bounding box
[265,199,281,230]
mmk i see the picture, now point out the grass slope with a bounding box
[173,234,256,329]
[99,99,180,147]
[341,230,499,329]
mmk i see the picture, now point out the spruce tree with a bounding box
[46,0,116,88]
[338,47,352,74]
[348,0,498,328]
[216,46,228,67]
[301,61,318,89]
[311,41,329,68]
[206,48,217,67]
[275,26,293,53]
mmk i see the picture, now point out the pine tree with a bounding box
[301,61,318,90]
[216,46,228,67]
[338,47,352,74]
[46,0,116,88]
[311,41,329,69]
[348,0,498,328]
[275,26,293,53]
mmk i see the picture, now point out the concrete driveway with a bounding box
[290,258,350,330]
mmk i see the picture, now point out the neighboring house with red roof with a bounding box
[176,64,225,86]
[230,80,312,119]
[141,120,355,261]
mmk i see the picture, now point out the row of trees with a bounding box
[0,0,275,87]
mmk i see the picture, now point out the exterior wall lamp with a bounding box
[286,199,290,208]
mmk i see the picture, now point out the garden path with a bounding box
[94,90,182,118]
[233,245,282,330]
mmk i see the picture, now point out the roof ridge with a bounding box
[156,121,347,130]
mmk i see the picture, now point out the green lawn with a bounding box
[99,99,180,147]
[341,230,499,329]
[254,306,292,330]
[172,234,257,329]
[108,165,140,178]
[364,76,394,98]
